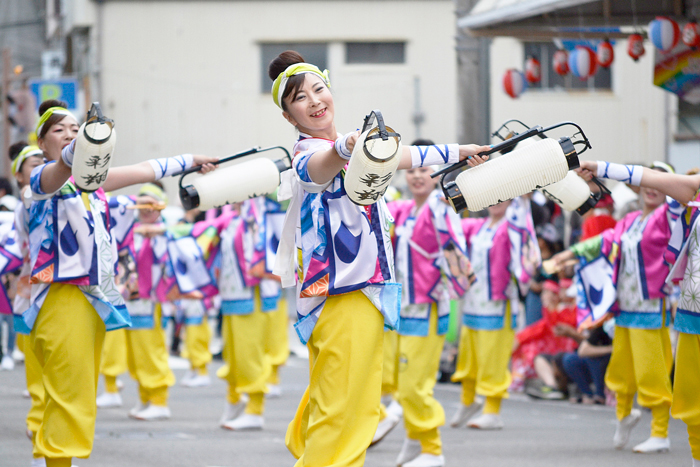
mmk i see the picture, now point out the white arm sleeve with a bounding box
[148,154,194,180]
[410,144,459,168]
[596,161,643,186]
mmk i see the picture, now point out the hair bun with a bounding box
[38,99,69,117]
[268,50,305,81]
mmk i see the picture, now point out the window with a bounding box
[676,98,700,140]
[523,42,611,91]
[260,43,328,93]
[345,42,405,64]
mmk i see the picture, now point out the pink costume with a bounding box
[388,190,472,336]
[460,197,540,330]
[572,196,682,329]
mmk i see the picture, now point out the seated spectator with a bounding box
[511,280,579,394]
[561,321,614,405]
[526,352,570,400]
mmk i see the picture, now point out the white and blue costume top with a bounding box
[18,164,137,333]
[218,197,282,315]
[273,133,401,345]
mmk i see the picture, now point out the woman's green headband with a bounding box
[271,63,331,109]
[36,107,77,137]
[139,183,169,205]
[12,145,42,176]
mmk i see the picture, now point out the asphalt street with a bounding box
[0,344,692,467]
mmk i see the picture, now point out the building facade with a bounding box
[61,0,460,198]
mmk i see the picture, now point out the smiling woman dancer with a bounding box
[553,162,681,454]
[268,50,490,467]
[575,160,700,466]
[19,99,217,467]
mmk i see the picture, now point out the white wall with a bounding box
[94,1,457,200]
[670,141,700,174]
[62,0,96,33]
[490,37,668,166]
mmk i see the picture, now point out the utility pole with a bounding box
[455,0,491,145]
[412,76,425,140]
[2,48,11,177]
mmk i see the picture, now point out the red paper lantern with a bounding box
[502,69,527,99]
[552,49,569,76]
[628,34,645,61]
[525,56,541,84]
[683,21,700,48]
[596,40,614,68]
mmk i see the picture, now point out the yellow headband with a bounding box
[139,183,169,205]
[12,145,43,176]
[271,63,331,109]
[36,107,77,137]
[650,161,675,174]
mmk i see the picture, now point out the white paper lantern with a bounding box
[344,112,402,206]
[454,138,577,212]
[72,103,116,192]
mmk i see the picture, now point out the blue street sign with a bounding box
[28,78,79,110]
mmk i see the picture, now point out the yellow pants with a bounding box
[452,306,514,414]
[285,291,384,467]
[100,328,127,393]
[265,297,290,385]
[605,324,673,438]
[223,289,270,415]
[185,318,212,375]
[672,332,700,459]
[382,329,399,398]
[125,303,175,406]
[17,333,46,437]
[30,284,106,464]
[398,306,446,456]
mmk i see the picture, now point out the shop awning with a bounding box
[458,0,686,40]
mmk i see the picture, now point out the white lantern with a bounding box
[344,110,402,206]
[72,103,115,192]
[540,171,597,214]
[178,147,291,210]
[446,137,579,213]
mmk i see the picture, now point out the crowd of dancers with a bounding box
[0,49,699,467]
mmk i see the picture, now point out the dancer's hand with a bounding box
[193,154,219,174]
[335,131,360,160]
[459,145,492,167]
[546,250,577,274]
[576,161,598,181]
